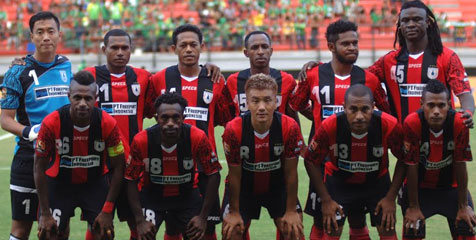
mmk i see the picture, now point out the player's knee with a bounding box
[376,226,396,237]
[230,226,244,240]
[10,220,33,239]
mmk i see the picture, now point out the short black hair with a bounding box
[104,29,132,46]
[72,71,96,86]
[155,93,189,113]
[244,31,272,48]
[326,19,358,43]
[344,84,374,104]
[172,24,203,45]
[422,80,450,101]
[29,11,60,33]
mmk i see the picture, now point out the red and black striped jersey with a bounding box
[403,110,472,189]
[147,65,233,153]
[304,111,404,185]
[290,62,390,131]
[368,47,471,123]
[85,65,153,159]
[223,112,303,195]
[226,68,297,116]
[35,105,123,184]
[125,124,221,197]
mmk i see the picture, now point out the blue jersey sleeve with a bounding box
[0,65,26,109]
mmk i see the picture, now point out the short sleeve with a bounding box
[283,119,304,159]
[289,78,310,112]
[367,55,386,83]
[387,123,404,161]
[403,121,420,165]
[223,123,242,166]
[124,135,145,180]
[214,80,235,126]
[304,125,330,165]
[0,65,24,109]
[35,119,56,159]
[194,133,221,175]
[445,51,471,96]
[454,121,472,162]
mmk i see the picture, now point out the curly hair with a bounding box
[422,80,449,101]
[326,20,358,43]
[172,24,203,45]
[154,92,189,113]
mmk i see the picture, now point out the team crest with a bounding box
[60,70,68,83]
[427,66,438,79]
[203,90,213,104]
[240,146,250,160]
[131,83,140,96]
[183,158,194,170]
[373,146,384,157]
[274,145,284,156]
[169,88,177,93]
[94,140,105,152]
[447,140,455,150]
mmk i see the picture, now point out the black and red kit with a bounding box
[403,110,472,189]
[85,65,153,156]
[223,112,303,196]
[305,111,404,184]
[226,68,296,116]
[35,105,122,184]
[290,63,390,131]
[147,65,233,151]
[125,124,221,197]
[368,47,471,123]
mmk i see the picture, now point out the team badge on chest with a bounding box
[373,146,384,157]
[131,83,140,96]
[203,90,213,104]
[94,140,105,152]
[274,145,284,156]
[427,66,439,79]
[183,158,194,170]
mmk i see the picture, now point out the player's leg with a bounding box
[275,201,305,240]
[369,174,396,240]
[164,221,182,240]
[116,181,139,240]
[45,181,77,240]
[171,189,203,240]
[443,189,476,240]
[348,214,370,240]
[222,182,250,240]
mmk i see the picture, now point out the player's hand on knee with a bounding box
[321,199,343,234]
[279,211,304,240]
[404,206,425,235]
[136,219,156,240]
[186,215,207,240]
[93,212,114,240]
[222,211,244,240]
[38,214,59,240]
[375,196,396,231]
[455,205,476,234]
[298,61,320,82]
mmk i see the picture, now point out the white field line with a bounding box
[0,133,14,141]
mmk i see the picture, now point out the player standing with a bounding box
[84,29,154,240]
[289,20,392,240]
[125,93,221,240]
[401,80,476,240]
[222,74,304,240]
[304,84,404,240]
[34,71,125,239]
[0,12,72,240]
[147,24,233,240]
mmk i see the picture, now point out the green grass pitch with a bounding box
[0,115,474,239]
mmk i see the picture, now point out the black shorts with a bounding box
[140,187,202,233]
[10,146,38,221]
[198,172,221,224]
[312,173,391,228]
[398,186,475,237]
[45,176,109,231]
[222,183,302,225]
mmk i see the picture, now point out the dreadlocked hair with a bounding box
[394,0,443,56]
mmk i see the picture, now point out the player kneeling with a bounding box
[221,73,304,240]
[304,84,405,240]
[34,71,125,239]
[125,93,221,240]
[401,80,476,240]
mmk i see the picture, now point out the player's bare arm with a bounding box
[222,164,244,240]
[127,179,156,240]
[304,160,343,234]
[280,156,304,240]
[454,162,476,233]
[375,125,406,231]
[404,164,425,236]
[34,154,58,239]
[93,152,125,239]
[458,92,475,128]
[187,172,221,240]
[0,109,25,137]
